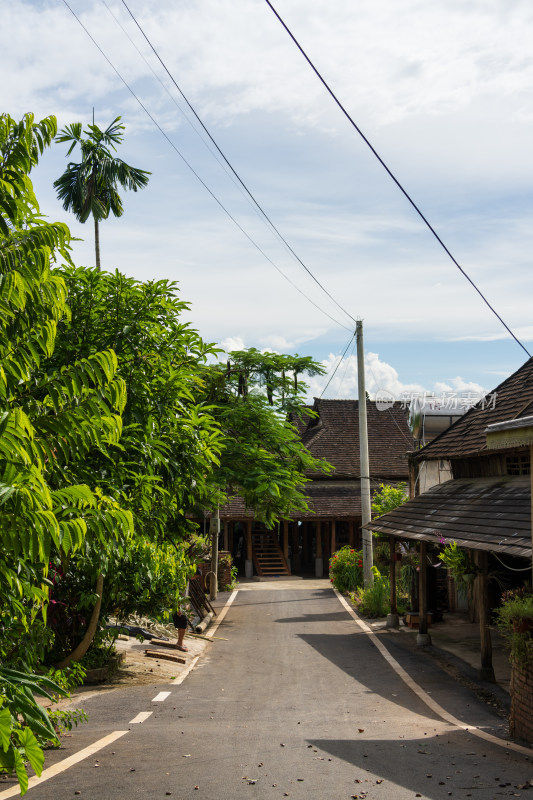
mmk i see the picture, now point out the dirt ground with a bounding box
[41,632,211,712]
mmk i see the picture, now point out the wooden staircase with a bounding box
[252,532,291,578]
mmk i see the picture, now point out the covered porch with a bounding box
[367,475,532,680]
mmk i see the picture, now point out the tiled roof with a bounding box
[367,475,531,558]
[213,479,404,521]
[209,399,413,521]
[414,357,533,460]
[299,399,414,479]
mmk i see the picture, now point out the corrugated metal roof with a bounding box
[366,475,532,558]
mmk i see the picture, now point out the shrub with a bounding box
[352,574,390,618]
[329,547,364,593]
[495,585,533,667]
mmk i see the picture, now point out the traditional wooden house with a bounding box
[369,357,533,679]
[208,399,414,579]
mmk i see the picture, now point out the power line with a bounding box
[59,0,353,333]
[318,329,356,398]
[99,0,265,219]
[263,0,531,359]
[119,0,358,329]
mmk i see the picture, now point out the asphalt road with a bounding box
[5,581,533,800]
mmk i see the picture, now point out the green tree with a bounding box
[0,112,132,794]
[46,267,223,654]
[371,483,407,517]
[201,349,332,594]
[53,117,150,270]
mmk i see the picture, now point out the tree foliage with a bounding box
[202,349,331,526]
[45,267,224,652]
[0,113,132,793]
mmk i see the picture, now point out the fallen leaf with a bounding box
[358,729,365,733]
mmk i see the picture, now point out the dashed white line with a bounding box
[0,730,129,799]
[152,691,171,702]
[129,711,153,723]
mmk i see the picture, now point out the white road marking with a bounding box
[0,730,129,799]
[152,691,171,702]
[129,711,152,723]
[205,590,238,639]
[170,590,238,687]
[334,588,533,758]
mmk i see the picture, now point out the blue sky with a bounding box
[7,0,533,401]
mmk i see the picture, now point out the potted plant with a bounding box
[438,541,478,586]
[495,585,533,666]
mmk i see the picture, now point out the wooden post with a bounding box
[477,549,495,681]
[223,520,229,552]
[386,536,399,628]
[283,520,289,561]
[315,520,324,577]
[245,520,253,578]
[209,508,220,601]
[348,520,354,548]
[316,522,322,558]
[331,520,336,556]
[417,541,431,645]
[292,521,300,573]
[302,521,308,566]
[389,537,397,614]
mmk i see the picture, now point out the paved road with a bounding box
[5,581,533,800]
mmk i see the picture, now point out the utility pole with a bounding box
[356,320,374,587]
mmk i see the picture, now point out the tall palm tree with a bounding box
[54,117,150,270]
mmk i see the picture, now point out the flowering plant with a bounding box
[329,546,364,593]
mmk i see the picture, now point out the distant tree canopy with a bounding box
[200,348,332,527]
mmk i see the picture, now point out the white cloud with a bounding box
[306,351,488,403]
[220,336,245,353]
[434,376,487,396]
[4,0,533,395]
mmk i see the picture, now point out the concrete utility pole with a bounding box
[356,320,374,588]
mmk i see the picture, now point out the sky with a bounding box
[5,0,533,402]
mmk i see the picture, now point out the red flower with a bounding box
[358,560,363,567]
[350,549,354,553]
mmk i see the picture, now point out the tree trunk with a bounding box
[56,573,103,669]
[210,509,220,601]
[94,217,101,271]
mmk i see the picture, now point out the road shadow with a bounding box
[307,730,532,799]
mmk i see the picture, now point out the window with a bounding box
[506,455,530,476]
